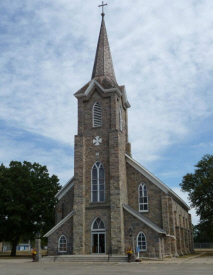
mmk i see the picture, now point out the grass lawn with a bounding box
[0,250,47,259]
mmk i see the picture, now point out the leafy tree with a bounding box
[193,223,213,243]
[180,154,213,242]
[0,161,61,256]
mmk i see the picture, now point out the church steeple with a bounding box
[91,13,117,83]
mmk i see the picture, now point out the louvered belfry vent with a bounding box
[93,102,102,127]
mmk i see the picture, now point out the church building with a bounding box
[44,9,194,258]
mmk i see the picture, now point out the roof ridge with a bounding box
[123,204,166,234]
[43,210,75,237]
[125,154,190,210]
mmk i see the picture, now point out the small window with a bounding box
[93,102,102,127]
[137,232,147,251]
[58,235,67,252]
[138,183,148,212]
[119,107,123,131]
[91,162,105,202]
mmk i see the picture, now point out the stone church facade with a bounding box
[44,13,194,258]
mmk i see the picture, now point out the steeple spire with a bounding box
[91,8,117,83]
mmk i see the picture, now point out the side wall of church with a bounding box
[161,195,194,256]
[47,217,73,256]
[124,210,161,258]
[126,162,165,228]
[55,187,74,224]
[126,162,194,257]
[172,200,194,255]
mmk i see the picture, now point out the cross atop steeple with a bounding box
[98,1,107,16]
[91,3,117,83]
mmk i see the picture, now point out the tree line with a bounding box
[180,154,213,243]
[0,161,61,256]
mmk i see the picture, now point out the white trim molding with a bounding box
[43,211,75,237]
[55,177,74,200]
[123,204,166,234]
[125,154,190,210]
[74,79,130,109]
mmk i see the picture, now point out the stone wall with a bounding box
[123,209,161,258]
[126,162,165,228]
[73,88,129,255]
[47,217,73,256]
[172,200,194,255]
[55,187,74,224]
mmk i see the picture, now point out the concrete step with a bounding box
[42,255,128,263]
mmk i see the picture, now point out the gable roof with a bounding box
[125,154,190,210]
[55,177,74,200]
[74,78,130,109]
[123,204,166,234]
[43,211,75,237]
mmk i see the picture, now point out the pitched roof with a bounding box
[91,15,116,82]
[74,78,130,109]
[74,76,118,97]
[55,177,74,200]
[43,211,75,237]
[125,154,190,210]
[123,204,166,234]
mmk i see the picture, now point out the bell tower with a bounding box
[72,6,131,255]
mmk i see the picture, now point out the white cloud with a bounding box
[0,129,73,185]
[0,0,213,186]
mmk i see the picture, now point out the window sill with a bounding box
[139,210,149,213]
[90,201,106,204]
[86,203,110,210]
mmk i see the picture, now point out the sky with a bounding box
[1,0,213,225]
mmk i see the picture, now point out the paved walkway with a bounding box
[0,252,213,264]
[0,253,213,275]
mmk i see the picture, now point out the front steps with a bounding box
[41,254,128,263]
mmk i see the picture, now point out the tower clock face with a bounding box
[93,136,102,146]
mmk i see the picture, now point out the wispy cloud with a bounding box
[0,0,213,188]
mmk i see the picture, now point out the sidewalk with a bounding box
[0,252,212,265]
[141,252,213,264]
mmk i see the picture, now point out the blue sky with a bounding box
[1,0,213,225]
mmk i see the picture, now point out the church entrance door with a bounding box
[91,217,106,254]
[92,233,105,253]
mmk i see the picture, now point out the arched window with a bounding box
[93,102,102,127]
[137,232,147,251]
[58,235,67,252]
[138,183,148,212]
[91,162,105,202]
[119,107,123,131]
[91,217,106,253]
[92,217,105,230]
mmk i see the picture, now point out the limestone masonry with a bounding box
[44,12,194,258]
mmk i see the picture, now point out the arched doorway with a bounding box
[91,217,106,254]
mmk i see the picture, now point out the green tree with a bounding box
[180,154,213,242]
[0,161,61,256]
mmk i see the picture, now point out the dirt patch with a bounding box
[197,252,213,257]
